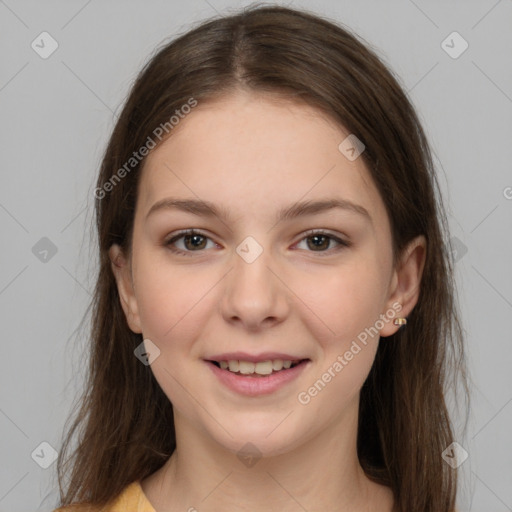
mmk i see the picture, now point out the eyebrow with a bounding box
[145,197,372,225]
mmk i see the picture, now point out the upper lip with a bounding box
[205,352,309,363]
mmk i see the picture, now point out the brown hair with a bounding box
[56,4,469,511]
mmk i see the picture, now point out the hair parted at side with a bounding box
[56,4,469,511]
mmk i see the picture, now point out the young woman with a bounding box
[54,5,468,511]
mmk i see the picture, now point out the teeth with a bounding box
[254,361,273,375]
[238,361,255,374]
[272,359,283,371]
[216,359,301,375]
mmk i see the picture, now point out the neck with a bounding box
[142,398,392,512]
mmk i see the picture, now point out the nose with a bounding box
[221,242,290,332]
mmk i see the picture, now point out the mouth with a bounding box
[206,358,310,377]
[204,357,311,396]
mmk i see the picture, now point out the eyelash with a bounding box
[163,229,350,257]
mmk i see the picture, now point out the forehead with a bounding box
[137,91,386,227]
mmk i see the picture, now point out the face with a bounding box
[110,89,425,457]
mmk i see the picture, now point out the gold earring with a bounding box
[393,317,407,326]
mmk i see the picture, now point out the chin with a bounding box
[209,421,306,460]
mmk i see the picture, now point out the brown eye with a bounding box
[165,230,216,256]
[295,230,350,254]
[306,234,330,251]
[182,233,207,250]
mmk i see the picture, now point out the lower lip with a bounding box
[205,360,310,396]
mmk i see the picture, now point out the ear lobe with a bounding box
[109,244,143,334]
[379,235,427,338]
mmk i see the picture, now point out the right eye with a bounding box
[164,229,218,256]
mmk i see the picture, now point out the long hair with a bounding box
[56,5,469,511]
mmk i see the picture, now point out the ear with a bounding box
[109,244,143,334]
[379,235,426,337]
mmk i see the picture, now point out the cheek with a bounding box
[133,256,217,347]
[299,257,388,349]
[296,263,385,414]
[133,263,219,409]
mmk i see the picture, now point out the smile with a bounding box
[214,359,302,375]
[205,359,311,396]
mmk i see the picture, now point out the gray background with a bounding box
[1,0,511,510]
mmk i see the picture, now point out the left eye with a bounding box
[294,230,348,253]
[164,229,348,256]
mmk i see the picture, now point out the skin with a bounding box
[110,89,426,511]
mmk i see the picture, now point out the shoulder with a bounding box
[53,480,155,512]
[53,505,103,512]
[54,507,98,512]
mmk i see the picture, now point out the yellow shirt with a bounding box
[53,481,459,512]
[53,480,156,512]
